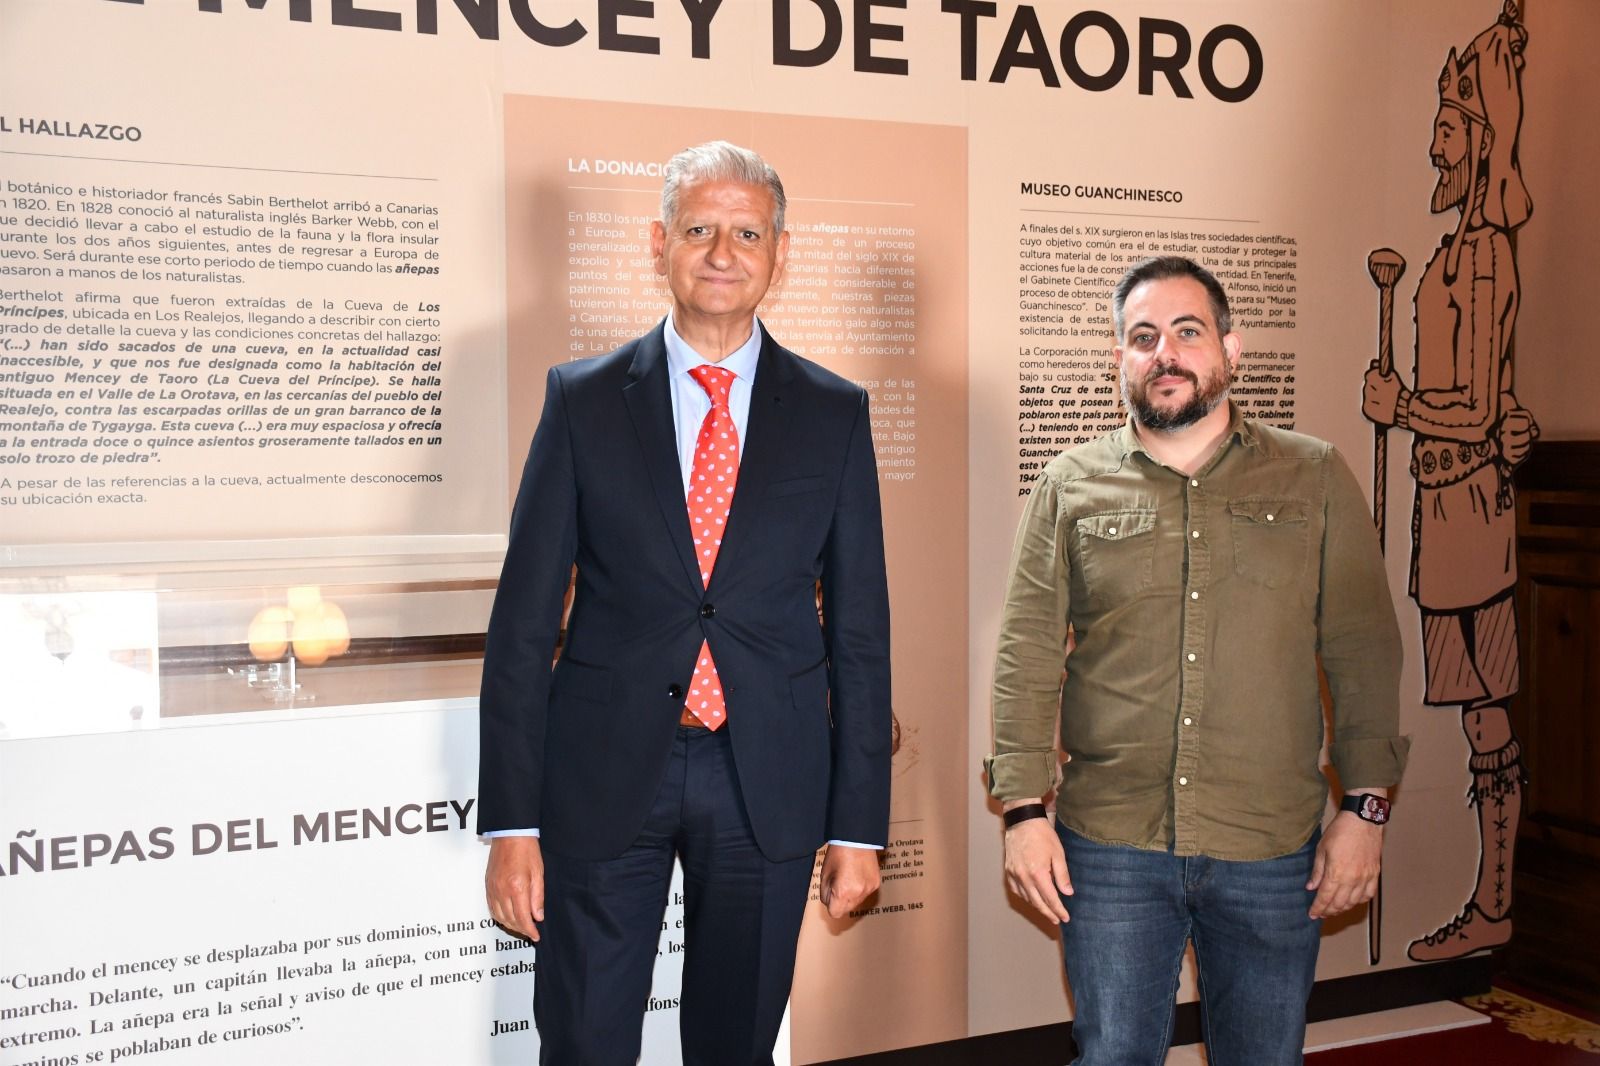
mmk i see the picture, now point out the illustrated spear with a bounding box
[1368,249,1406,549]
[1365,247,1405,966]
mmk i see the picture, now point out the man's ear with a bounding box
[771,229,791,288]
[1222,331,1243,372]
[650,220,667,276]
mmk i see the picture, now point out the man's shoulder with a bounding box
[549,332,656,388]
[770,338,869,402]
[1243,418,1336,463]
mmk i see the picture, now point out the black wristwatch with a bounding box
[1003,803,1048,829]
[1340,793,1391,826]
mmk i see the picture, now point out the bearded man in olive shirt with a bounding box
[989,256,1408,1066]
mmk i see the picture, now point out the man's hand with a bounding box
[819,844,881,919]
[1003,803,1073,924]
[1362,363,1404,426]
[1306,813,1383,919]
[1495,404,1540,467]
[485,836,545,941]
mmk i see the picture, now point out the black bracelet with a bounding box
[1002,803,1048,829]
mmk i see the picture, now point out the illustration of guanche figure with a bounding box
[1362,0,1538,961]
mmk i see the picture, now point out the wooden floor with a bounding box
[1298,982,1600,1065]
[1156,982,1600,1064]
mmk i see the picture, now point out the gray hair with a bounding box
[660,140,787,235]
[1112,255,1232,341]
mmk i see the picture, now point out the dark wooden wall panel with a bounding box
[1503,441,1600,1009]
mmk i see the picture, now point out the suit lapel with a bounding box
[621,325,702,592]
[710,326,796,591]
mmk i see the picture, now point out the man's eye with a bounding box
[687,226,708,236]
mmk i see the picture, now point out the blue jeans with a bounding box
[1057,823,1322,1066]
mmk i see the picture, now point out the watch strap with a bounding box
[1002,803,1049,829]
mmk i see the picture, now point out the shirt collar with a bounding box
[663,314,763,384]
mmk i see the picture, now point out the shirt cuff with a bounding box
[983,750,1061,801]
[1330,736,1411,791]
[827,840,883,850]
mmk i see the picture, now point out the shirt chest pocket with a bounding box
[1229,497,1310,588]
[1072,509,1156,606]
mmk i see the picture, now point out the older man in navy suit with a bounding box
[479,141,892,1065]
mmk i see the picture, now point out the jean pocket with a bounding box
[1073,508,1156,605]
[1229,496,1309,588]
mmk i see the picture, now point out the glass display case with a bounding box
[0,554,498,740]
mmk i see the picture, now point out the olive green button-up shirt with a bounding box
[987,409,1408,860]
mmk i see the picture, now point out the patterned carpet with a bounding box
[1305,984,1600,1064]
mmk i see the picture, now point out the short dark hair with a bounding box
[1112,256,1232,341]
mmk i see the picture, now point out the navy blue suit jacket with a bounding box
[478,322,892,862]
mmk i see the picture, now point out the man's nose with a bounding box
[707,229,735,267]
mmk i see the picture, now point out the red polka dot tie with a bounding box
[685,364,739,730]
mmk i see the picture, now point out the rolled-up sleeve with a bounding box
[987,473,1072,800]
[1318,448,1410,790]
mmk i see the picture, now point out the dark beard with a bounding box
[1431,153,1472,214]
[1123,362,1231,432]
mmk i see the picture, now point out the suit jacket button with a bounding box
[667,684,684,700]
[700,604,716,619]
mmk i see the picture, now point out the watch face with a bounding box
[1360,795,1390,825]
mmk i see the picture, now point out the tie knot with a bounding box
[688,364,735,406]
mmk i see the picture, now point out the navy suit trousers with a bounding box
[534,726,814,1065]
